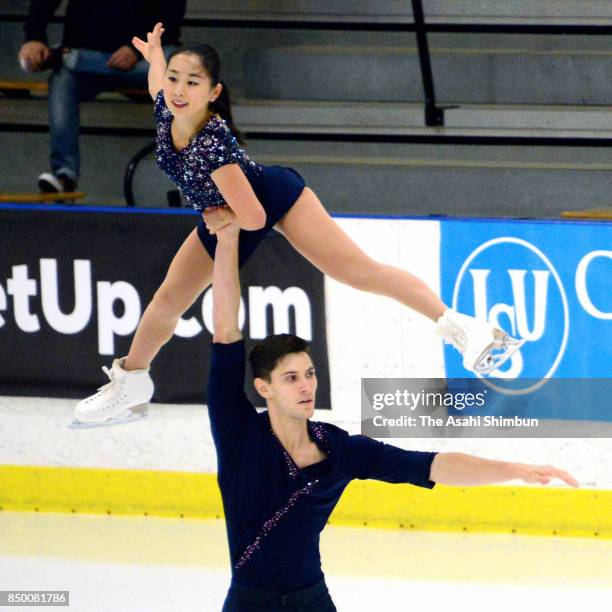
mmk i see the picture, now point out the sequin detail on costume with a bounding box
[310,422,329,452]
[269,424,299,479]
[234,479,319,569]
[269,420,331,481]
[153,90,261,212]
[233,421,330,569]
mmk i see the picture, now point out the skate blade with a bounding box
[474,335,526,375]
[68,404,150,429]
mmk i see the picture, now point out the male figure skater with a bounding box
[208,219,579,611]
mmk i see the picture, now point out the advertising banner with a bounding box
[0,205,330,408]
[439,218,611,422]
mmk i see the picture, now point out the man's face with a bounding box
[255,352,317,420]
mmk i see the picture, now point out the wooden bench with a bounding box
[0,79,149,101]
[561,208,612,220]
[0,192,86,203]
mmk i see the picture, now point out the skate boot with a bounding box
[435,309,525,375]
[71,357,154,427]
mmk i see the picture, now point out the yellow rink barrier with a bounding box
[1,465,610,539]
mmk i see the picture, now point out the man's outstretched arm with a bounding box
[212,224,242,344]
[429,453,579,487]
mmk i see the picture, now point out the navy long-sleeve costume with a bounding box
[208,340,438,595]
[154,90,306,267]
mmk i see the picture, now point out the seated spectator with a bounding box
[18,0,186,194]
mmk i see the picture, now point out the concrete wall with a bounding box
[1,1,610,215]
[2,131,610,217]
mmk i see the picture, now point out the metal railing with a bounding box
[2,2,610,205]
[4,2,611,130]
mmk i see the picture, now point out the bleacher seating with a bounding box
[0,1,610,215]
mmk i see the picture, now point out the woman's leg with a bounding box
[125,228,213,370]
[276,188,446,322]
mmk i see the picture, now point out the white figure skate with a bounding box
[435,309,525,375]
[70,357,154,428]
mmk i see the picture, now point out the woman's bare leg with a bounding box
[276,188,446,322]
[125,228,213,370]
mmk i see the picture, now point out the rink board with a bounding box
[1,210,611,537]
[2,465,611,540]
[0,203,331,407]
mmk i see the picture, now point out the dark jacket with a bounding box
[24,0,185,53]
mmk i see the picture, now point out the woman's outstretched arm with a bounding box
[132,21,167,100]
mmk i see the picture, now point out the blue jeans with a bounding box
[47,47,175,181]
[222,579,337,611]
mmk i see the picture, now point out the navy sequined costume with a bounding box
[209,340,438,609]
[154,90,306,266]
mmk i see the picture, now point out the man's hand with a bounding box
[216,222,241,244]
[429,452,579,487]
[107,45,139,70]
[515,463,579,487]
[204,206,237,235]
[18,41,50,72]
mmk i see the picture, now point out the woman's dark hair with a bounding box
[168,43,244,144]
[249,334,311,381]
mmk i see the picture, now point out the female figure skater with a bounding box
[74,23,522,426]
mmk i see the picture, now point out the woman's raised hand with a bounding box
[132,22,165,63]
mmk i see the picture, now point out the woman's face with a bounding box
[164,53,221,120]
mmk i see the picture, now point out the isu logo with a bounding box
[452,237,569,393]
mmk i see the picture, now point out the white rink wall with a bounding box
[325,218,445,423]
[1,218,609,489]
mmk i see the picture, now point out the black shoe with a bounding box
[38,172,77,194]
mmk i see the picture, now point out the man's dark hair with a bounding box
[249,334,311,381]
